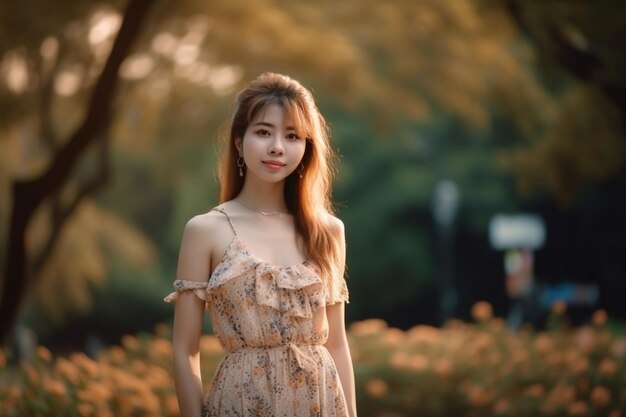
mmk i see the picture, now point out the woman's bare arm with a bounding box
[326,302,357,417]
[172,216,213,417]
[324,218,357,417]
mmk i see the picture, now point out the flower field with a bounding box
[1,305,625,417]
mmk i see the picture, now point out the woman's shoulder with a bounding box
[185,209,222,229]
[323,213,345,238]
[182,208,233,241]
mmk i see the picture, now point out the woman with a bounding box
[165,72,357,417]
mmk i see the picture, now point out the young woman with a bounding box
[165,73,357,417]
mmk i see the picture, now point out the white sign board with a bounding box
[489,214,545,250]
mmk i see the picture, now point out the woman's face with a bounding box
[237,104,307,184]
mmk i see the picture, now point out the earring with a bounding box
[237,156,245,177]
[298,162,304,179]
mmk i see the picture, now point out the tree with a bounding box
[0,0,156,343]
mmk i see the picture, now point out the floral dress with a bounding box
[165,208,350,417]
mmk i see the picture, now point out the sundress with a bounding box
[165,207,350,417]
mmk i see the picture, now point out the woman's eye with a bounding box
[287,133,301,140]
[256,129,270,136]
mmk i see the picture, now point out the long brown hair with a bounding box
[218,73,340,282]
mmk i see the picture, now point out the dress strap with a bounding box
[212,207,238,236]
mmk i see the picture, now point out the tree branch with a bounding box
[38,41,65,150]
[33,145,111,277]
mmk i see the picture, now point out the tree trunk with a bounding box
[0,0,155,345]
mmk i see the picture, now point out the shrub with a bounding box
[1,307,625,416]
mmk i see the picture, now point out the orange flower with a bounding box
[36,346,53,364]
[511,349,528,365]
[526,383,545,398]
[493,399,509,414]
[548,352,564,368]
[571,356,589,374]
[611,338,626,358]
[548,384,577,406]
[43,377,67,399]
[164,394,179,416]
[200,335,224,353]
[576,378,590,395]
[488,318,506,331]
[590,385,611,408]
[105,346,127,363]
[568,401,588,416]
[444,318,467,330]
[365,378,388,398]
[552,300,567,315]
[144,365,171,390]
[592,309,608,327]
[116,396,134,415]
[70,352,99,378]
[131,358,148,375]
[154,323,170,338]
[20,361,40,385]
[382,328,405,345]
[406,325,440,344]
[79,381,112,405]
[466,385,494,407]
[55,357,81,385]
[139,390,161,414]
[77,402,95,417]
[121,335,141,351]
[148,338,172,360]
[349,319,388,336]
[407,354,429,372]
[575,326,596,354]
[389,351,409,370]
[6,386,21,401]
[471,301,493,322]
[433,358,452,378]
[598,358,617,376]
[534,333,553,354]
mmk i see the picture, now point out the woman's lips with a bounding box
[262,160,286,169]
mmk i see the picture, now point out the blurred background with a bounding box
[1,0,626,414]
[2,0,625,351]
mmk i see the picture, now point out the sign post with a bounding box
[489,214,545,328]
[432,180,460,325]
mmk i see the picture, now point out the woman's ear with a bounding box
[235,137,243,154]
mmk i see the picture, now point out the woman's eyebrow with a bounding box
[252,121,296,130]
[253,121,274,128]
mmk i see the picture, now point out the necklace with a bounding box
[234,200,284,216]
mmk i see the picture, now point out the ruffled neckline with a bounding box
[230,235,310,270]
[196,236,325,318]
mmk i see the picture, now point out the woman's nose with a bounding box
[268,137,284,155]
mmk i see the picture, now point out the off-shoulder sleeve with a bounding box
[324,272,349,306]
[164,279,209,303]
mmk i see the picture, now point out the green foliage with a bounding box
[330,108,517,321]
[24,245,169,346]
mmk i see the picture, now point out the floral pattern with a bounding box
[165,209,349,417]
